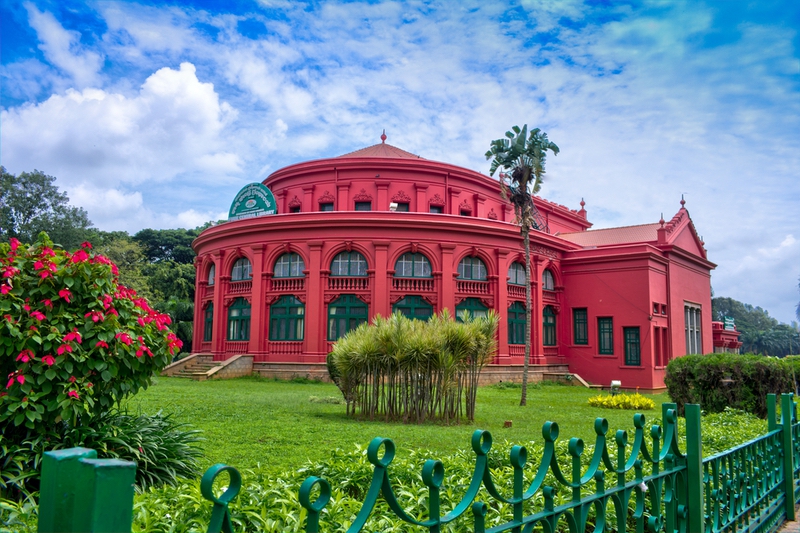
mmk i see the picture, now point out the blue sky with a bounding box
[1,0,799,323]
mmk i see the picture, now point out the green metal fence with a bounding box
[37,394,800,533]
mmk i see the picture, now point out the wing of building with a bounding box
[189,134,717,390]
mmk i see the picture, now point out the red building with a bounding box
[189,135,715,390]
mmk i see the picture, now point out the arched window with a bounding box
[274,253,305,278]
[455,297,488,321]
[208,264,216,286]
[269,296,304,341]
[231,257,252,281]
[542,269,555,291]
[457,257,487,280]
[393,296,433,320]
[508,262,526,285]
[227,298,251,341]
[394,253,432,278]
[508,302,526,344]
[203,303,214,342]
[543,305,556,346]
[328,294,368,340]
[331,251,367,277]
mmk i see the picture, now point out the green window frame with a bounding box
[274,253,305,278]
[227,298,250,341]
[457,256,487,280]
[395,202,409,212]
[542,269,555,291]
[269,296,304,341]
[429,205,443,213]
[508,302,526,345]
[355,201,372,211]
[393,296,433,321]
[320,203,334,211]
[231,257,252,281]
[573,308,588,345]
[328,294,368,340]
[456,297,488,321]
[208,264,215,286]
[598,317,614,354]
[543,305,556,346]
[331,251,367,277]
[203,303,213,342]
[508,262,526,285]
[685,304,702,354]
[394,252,432,278]
[624,327,641,366]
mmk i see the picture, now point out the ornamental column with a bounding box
[302,185,315,212]
[305,241,324,360]
[494,249,509,364]
[376,181,390,210]
[532,256,544,363]
[373,241,391,318]
[414,184,428,212]
[337,183,350,210]
[439,243,457,314]
[249,245,266,357]
[212,251,226,360]
[448,188,461,215]
[192,257,204,352]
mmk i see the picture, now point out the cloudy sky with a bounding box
[1,0,799,323]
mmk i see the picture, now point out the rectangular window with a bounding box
[429,205,443,213]
[624,327,641,366]
[395,202,409,212]
[654,326,662,367]
[290,206,301,213]
[203,305,213,342]
[573,308,588,345]
[460,210,471,216]
[598,317,614,354]
[355,201,372,211]
[685,304,702,354]
[653,303,660,315]
[319,203,334,211]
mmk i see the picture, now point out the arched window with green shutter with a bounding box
[227,298,251,340]
[203,303,214,342]
[455,297,488,321]
[543,305,556,346]
[508,302,526,344]
[269,296,304,340]
[231,257,252,281]
[331,251,368,277]
[457,256,487,280]
[508,262,526,285]
[393,296,433,320]
[328,294,368,340]
[394,253,432,278]
[542,269,555,291]
[274,253,305,278]
[208,264,216,286]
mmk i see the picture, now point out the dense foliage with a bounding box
[664,353,800,417]
[329,311,498,423]
[712,296,800,356]
[587,392,655,410]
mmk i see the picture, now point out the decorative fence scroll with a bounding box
[38,395,800,533]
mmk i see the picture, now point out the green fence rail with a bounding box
[37,394,800,533]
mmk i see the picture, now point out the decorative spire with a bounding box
[380,129,387,143]
[680,194,685,208]
[580,198,585,208]
[659,213,665,226]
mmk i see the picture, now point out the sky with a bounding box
[1,0,799,323]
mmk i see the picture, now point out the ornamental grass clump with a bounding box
[0,233,196,496]
[588,392,655,410]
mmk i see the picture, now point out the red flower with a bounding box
[42,355,56,366]
[1,284,11,295]
[9,238,20,251]
[68,376,76,383]
[16,350,33,363]
[95,341,109,349]
[57,344,73,355]
[84,310,104,322]
[2,266,20,278]
[70,249,89,263]
[64,329,82,343]
[41,247,56,257]
[23,304,30,312]
[81,241,92,249]
[115,332,132,345]
[42,299,53,309]
[86,382,93,388]
[30,310,46,321]
[68,390,79,399]
[58,288,72,302]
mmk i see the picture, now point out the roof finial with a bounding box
[580,198,585,208]
[380,129,387,143]
[680,194,685,208]
[659,213,665,226]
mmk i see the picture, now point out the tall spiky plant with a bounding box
[486,125,559,407]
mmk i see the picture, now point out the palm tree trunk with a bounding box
[521,224,531,407]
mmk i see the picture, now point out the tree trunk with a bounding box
[521,224,532,407]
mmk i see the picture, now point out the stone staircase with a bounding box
[171,357,220,380]
[161,353,254,381]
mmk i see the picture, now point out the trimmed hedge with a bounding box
[665,353,800,417]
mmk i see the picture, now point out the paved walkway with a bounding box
[779,507,800,533]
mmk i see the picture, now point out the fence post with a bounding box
[38,447,137,533]
[685,403,703,533]
[768,394,777,431]
[782,393,796,521]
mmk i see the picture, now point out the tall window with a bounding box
[573,308,588,345]
[598,317,614,354]
[393,296,433,320]
[508,302,526,345]
[395,253,432,278]
[456,298,488,321]
[274,253,305,278]
[208,264,216,286]
[508,262,526,285]
[331,251,367,276]
[355,201,372,211]
[458,257,487,280]
[203,303,214,342]
[269,296,304,341]
[542,269,555,291]
[685,304,702,354]
[328,295,368,340]
[543,305,556,346]
[227,298,251,341]
[231,257,252,281]
[624,327,641,366]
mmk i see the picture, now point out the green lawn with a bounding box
[124,377,670,474]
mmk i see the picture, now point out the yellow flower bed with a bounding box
[588,392,655,410]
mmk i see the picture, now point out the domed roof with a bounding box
[336,131,423,159]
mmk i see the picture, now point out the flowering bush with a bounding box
[0,234,182,434]
[587,392,655,410]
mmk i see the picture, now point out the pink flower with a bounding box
[64,329,82,343]
[57,344,73,355]
[68,376,76,383]
[9,238,20,251]
[41,247,56,257]
[2,266,20,278]
[101,294,113,309]
[42,299,53,309]
[68,390,79,399]
[23,304,30,312]
[0,284,11,295]
[95,341,109,349]
[58,288,72,303]
[70,249,89,263]
[16,375,24,386]
[81,241,92,249]
[86,382,93,388]
[30,310,46,321]
[84,310,104,323]
[42,355,56,366]
[16,350,33,363]
[39,270,53,279]
[115,332,132,345]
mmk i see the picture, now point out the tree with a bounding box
[133,228,199,264]
[0,167,93,250]
[713,296,800,356]
[486,125,559,406]
[796,276,800,322]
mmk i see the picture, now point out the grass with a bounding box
[124,377,670,474]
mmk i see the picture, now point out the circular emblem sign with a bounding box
[228,183,278,221]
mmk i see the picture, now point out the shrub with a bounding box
[665,353,792,417]
[587,392,655,410]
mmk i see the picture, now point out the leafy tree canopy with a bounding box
[133,228,201,264]
[0,167,93,250]
[713,296,799,356]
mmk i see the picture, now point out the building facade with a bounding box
[191,136,716,390]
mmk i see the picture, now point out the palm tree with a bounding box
[486,125,559,406]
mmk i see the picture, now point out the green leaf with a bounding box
[45,368,56,380]
[101,370,112,382]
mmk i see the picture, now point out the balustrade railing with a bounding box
[204,285,214,297]
[267,341,303,354]
[508,344,524,356]
[328,277,369,291]
[507,284,525,299]
[37,394,800,533]
[224,341,249,355]
[544,346,559,357]
[392,277,435,292]
[228,280,252,294]
[456,279,490,295]
[271,277,305,292]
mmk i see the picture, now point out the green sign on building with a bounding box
[228,183,278,221]
[723,316,736,330]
